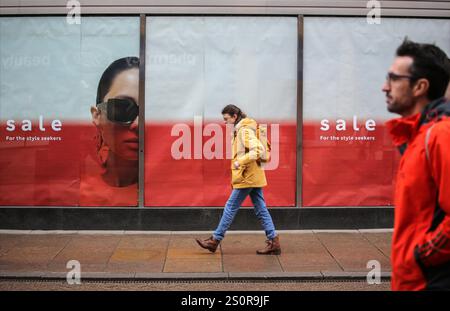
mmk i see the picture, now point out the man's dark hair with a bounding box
[396,38,450,101]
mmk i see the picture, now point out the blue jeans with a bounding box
[213,188,277,241]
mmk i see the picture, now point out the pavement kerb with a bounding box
[0,271,391,281]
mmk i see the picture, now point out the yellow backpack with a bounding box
[256,124,271,163]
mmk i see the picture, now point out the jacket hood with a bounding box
[418,96,450,127]
[386,97,450,153]
[235,117,257,132]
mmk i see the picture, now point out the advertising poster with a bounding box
[302,17,450,206]
[0,17,140,206]
[145,17,298,206]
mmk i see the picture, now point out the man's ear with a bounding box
[445,82,450,100]
[412,78,430,98]
[91,106,101,127]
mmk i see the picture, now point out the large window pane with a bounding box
[0,17,140,206]
[145,17,297,206]
[302,17,450,206]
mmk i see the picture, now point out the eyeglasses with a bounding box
[385,72,417,83]
[97,98,138,125]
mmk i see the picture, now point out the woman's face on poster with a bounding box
[96,68,139,161]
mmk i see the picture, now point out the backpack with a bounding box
[423,99,450,166]
[256,124,271,163]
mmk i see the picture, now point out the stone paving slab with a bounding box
[314,232,391,272]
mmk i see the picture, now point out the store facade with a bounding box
[0,1,449,229]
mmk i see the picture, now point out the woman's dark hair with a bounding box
[222,104,247,123]
[96,57,139,105]
[396,38,450,101]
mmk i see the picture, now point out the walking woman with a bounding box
[196,104,281,255]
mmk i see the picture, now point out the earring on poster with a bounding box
[94,126,109,168]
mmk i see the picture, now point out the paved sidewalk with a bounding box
[0,230,392,280]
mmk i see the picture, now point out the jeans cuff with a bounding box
[266,232,277,240]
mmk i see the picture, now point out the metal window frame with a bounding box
[296,15,304,208]
[1,1,449,17]
[138,14,146,207]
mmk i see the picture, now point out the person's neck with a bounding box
[401,97,430,118]
[103,152,138,187]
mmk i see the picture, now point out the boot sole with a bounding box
[256,249,281,255]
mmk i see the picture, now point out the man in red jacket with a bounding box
[383,39,450,290]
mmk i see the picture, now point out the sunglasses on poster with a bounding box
[97,98,138,125]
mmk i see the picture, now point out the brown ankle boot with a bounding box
[195,236,220,253]
[256,235,281,255]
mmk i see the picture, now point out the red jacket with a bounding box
[387,97,450,291]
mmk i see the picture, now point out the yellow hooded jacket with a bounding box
[231,117,267,189]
